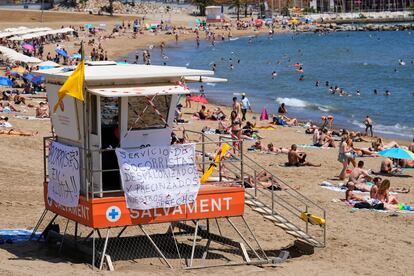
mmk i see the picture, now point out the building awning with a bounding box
[88,84,190,97]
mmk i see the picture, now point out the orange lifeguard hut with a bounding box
[31,61,326,270]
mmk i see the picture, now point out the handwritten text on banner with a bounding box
[48,141,81,207]
[115,144,200,210]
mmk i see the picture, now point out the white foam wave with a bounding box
[206,83,216,86]
[318,106,330,112]
[230,37,239,41]
[351,120,414,138]
[275,97,308,108]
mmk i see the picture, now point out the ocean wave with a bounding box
[351,120,414,138]
[229,37,239,41]
[275,97,307,108]
[275,97,334,112]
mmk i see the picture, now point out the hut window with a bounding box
[128,95,171,130]
[90,94,98,135]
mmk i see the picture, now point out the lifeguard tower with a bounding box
[31,62,326,271]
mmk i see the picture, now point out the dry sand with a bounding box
[0,10,413,276]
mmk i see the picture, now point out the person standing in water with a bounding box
[364,116,373,137]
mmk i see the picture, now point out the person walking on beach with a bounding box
[364,116,373,137]
[240,93,251,121]
[232,96,241,115]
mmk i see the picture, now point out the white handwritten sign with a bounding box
[115,144,200,210]
[48,141,81,207]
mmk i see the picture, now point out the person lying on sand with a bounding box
[243,170,298,190]
[369,138,399,151]
[267,143,289,154]
[352,144,379,157]
[380,157,402,174]
[399,158,414,168]
[285,144,321,167]
[0,129,38,136]
[271,115,298,126]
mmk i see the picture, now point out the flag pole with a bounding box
[79,41,90,200]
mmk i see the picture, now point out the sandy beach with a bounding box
[0,9,413,276]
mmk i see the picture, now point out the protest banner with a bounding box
[115,144,200,210]
[47,141,81,207]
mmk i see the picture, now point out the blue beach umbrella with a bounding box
[72,53,81,59]
[84,24,94,29]
[39,66,54,70]
[32,76,45,85]
[0,76,12,86]
[22,73,34,82]
[55,49,68,58]
[378,148,414,160]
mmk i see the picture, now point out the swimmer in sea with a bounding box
[356,90,361,96]
[315,80,320,87]
[384,90,391,96]
[374,89,377,95]
[399,59,405,66]
[325,81,329,86]
[230,64,234,70]
[299,75,304,81]
[272,71,278,79]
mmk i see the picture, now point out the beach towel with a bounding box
[253,126,277,130]
[320,181,397,195]
[260,107,268,121]
[15,115,49,121]
[0,229,40,243]
[339,199,413,214]
[297,144,331,149]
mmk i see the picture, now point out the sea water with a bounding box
[125,30,414,140]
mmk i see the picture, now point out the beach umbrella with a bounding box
[32,75,45,85]
[38,60,60,67]
[0,77,12,86]
[55,48,68,58]
[39,66,55,70]
[22,43,34,51]
[189,95,208,104]
[72,53,81,59]
[378,148,414,160]
[289,19,300,24]
[84,24,94,29]
[22,73,34,82]
[11,67,26,74]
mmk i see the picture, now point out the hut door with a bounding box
[89,94,102,197]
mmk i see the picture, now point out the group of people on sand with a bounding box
[345,161,412,211]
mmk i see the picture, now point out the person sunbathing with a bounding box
[267,143,289,154]
[208,107,226,121]
[370,138,399,151]
[399,158,414,168]
[347,161,372,191]
[380,158,401,174]
[286,144,321,167]
[36,102,49,118]
[352,145,379,157]
[345,183,369,202]
[0,129,38,136]
[193,105,210,120]
[318,128,336,148]
[371,179,398,204]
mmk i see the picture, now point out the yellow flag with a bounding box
[53,60,85,113]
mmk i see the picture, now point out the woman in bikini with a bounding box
[371,179,398,204]
[229,111,242,152]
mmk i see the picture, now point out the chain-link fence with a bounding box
[31,210,284,271]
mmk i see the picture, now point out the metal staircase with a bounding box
[186,130,327,248]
